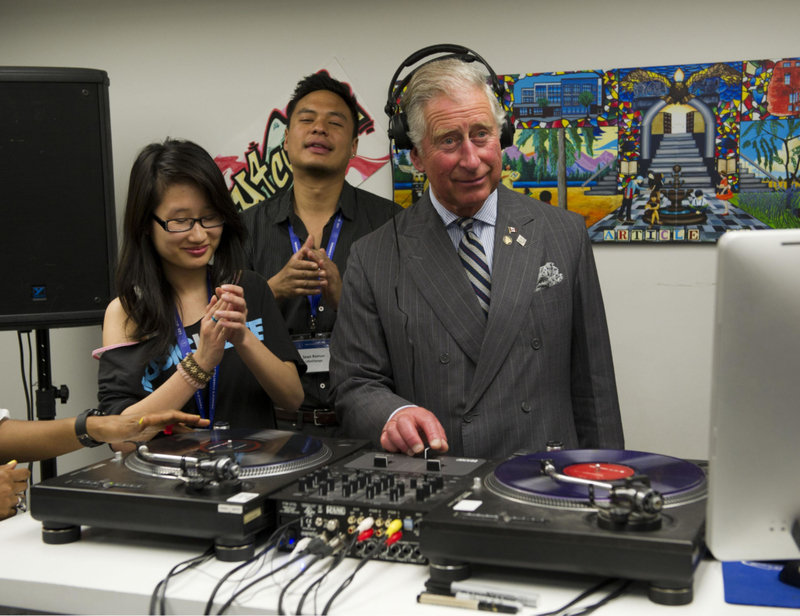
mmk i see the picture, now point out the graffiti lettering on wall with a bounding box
[216,60,389,211]
[391,57,800,243]
[216,109,292,209]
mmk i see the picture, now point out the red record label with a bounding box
[563,463,635,481]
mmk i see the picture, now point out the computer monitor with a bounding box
[706,229,800,562]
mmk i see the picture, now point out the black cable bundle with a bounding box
[203,518,299,615]
[149,546,215,615]
[17,331,35,479]
[215,538,327,615]
[277,554,322,615]
[295,534,358,615]
[533,578,632,616]
[321,539,383,615]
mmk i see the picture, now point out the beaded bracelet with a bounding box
[176,361,206,389]
[181,352,213,385]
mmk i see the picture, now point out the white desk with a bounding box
[1,513,795,615]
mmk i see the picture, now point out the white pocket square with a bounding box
[535,262,563,292]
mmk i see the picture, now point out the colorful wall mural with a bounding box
[392,57,800,243]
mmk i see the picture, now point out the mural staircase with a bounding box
[738,165,775,192]
[583,169,619,195]
[647,133,714,191]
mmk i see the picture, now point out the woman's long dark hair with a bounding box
[115,138,247,363]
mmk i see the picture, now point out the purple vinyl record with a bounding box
[492,450,706,503]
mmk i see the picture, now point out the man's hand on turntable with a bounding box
[88,410,211,446]
[380,407,449,456]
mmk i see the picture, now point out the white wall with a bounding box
[1,0,797,469]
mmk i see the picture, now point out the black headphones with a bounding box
[384,44,515,151]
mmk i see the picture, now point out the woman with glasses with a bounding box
[96,138,304,434]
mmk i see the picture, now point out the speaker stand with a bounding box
[34,329,69,481]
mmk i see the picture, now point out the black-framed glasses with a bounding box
[152,214,225,233]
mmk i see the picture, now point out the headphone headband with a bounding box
[385,44,514,151]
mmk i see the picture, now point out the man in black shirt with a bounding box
[242,73,400,436]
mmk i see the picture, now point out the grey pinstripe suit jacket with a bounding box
[329,186,624,459]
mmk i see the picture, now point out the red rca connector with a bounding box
[385,531,402,547]
[357,528,374,542]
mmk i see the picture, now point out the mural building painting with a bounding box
[391,57,800,243]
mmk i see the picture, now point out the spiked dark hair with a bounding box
[286,72,360,139]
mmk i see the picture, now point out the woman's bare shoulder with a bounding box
[103,298,139,346]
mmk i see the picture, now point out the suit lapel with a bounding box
[466,189,542,411]
[401,195,485,364]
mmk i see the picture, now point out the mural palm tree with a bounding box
[516,126,596,209]
[741,119,800,210]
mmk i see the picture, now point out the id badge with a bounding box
[293,335,331,373]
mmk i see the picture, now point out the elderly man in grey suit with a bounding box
[329,56,624,459]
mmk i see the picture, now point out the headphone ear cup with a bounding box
[499,114,515,150]
[389,112,414,151]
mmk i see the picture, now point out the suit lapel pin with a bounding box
[516,235,528,247]
[508,226,517,234]
[503,235,513,245]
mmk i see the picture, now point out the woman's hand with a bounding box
[212,284,249,347]
[87,409,210,445]
[0,461,30,520]
[193,295,228,371]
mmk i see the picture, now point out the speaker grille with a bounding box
[0,68,116,330]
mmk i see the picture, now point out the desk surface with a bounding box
[2,513,796,615]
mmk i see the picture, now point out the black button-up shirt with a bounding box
[241,181,401,411]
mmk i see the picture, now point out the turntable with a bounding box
[30,429,368,560]
[419,450,707,605]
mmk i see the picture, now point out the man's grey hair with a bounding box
[402,57,507,149]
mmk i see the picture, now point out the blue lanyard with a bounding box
[287,211,344,322]
[173,275,219,423]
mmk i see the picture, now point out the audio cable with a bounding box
[149,545,215,615]
[17,331,35,482]
[533,578,632,616]
[216,536,329,615]
[295,517,375,615]
[203,517,298,615]
[276,534,347,615]
[321,519,403,615]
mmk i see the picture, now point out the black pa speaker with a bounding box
[0,67,117,331]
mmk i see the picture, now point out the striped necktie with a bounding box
[456,217,491,318]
